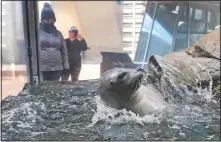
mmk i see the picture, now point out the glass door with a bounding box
[2,1,29,99]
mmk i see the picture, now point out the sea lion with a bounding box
[98,67,167,116]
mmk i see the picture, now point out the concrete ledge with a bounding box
[2,64,27,71]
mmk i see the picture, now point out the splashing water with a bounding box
[147,55,217,105]
[90,96,162,127]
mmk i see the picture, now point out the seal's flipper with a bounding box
[147,55,163,85]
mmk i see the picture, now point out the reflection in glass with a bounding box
[135,1,220,64]
[2,1,28,99]
[188,2,220,46]
[206,3,220,32]
[188,2,207,46]
[134,2,156,63]
[173,2,189,52]
[144,2,180,61]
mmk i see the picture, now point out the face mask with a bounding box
[42,22,54,33]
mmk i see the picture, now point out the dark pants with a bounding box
[61,62,82,82]
[42,70,62,81]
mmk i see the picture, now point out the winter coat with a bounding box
[39,23,70,71]
[65,38,87,66]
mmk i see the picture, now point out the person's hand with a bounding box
[63,69,69,74]
[77,34,83,41]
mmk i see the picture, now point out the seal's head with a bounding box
[98,68,146,108]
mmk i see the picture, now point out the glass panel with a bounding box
[189,1,220,46]
[195,9,202,20]
[2,1,28,99]
[134,2,156,62]
[207,3,220,32]
[144,2,181,61]
[189,2,207,46]
[37,1,130,81]
[173,2,189,52]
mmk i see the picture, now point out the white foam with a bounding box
[179,132,186,137]
[89,96,162,127]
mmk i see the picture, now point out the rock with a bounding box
[207,125,220,135]
[185,28,220,58]
[163,28,220,97]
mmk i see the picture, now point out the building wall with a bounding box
[122,1,147,60]
[50,1,85,39]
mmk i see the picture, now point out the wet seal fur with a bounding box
[98,67,167,116]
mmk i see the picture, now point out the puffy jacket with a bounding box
[65,38,87,65]
[39,23,69,71]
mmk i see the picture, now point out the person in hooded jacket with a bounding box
[39,3,69,81]
[61,26,88,82]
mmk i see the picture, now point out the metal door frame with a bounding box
[22,1,40,85]
[141,2,158,69]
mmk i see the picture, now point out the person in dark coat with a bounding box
[39,3,69,81]
[61,26,88,82]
